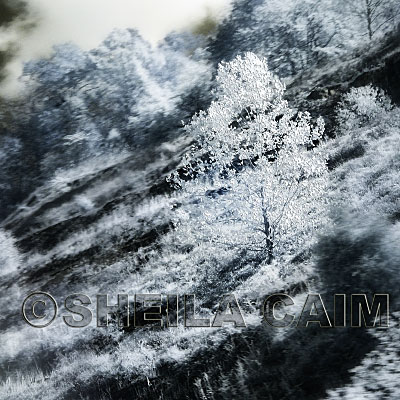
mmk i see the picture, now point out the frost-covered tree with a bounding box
[171,53,328,263]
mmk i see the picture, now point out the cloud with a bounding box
[0,0,231,97]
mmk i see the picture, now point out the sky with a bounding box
[0,0,231,96]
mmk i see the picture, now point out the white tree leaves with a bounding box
[171,53,328,262]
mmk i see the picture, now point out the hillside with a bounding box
[1,7,400,400]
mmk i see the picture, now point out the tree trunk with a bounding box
[260,189,274,263]
[365,0,373,39]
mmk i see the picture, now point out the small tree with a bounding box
[170,53,328,263]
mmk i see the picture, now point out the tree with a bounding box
[210,0,345,77]
[0,28,213,220]
[170,53,328,263]
[345,0,400,39]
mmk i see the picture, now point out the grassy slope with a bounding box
[1,29,400,400]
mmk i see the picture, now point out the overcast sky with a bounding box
[0,0,231,96]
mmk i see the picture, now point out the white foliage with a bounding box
[337,85,393,131]
[171,53,328,261]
